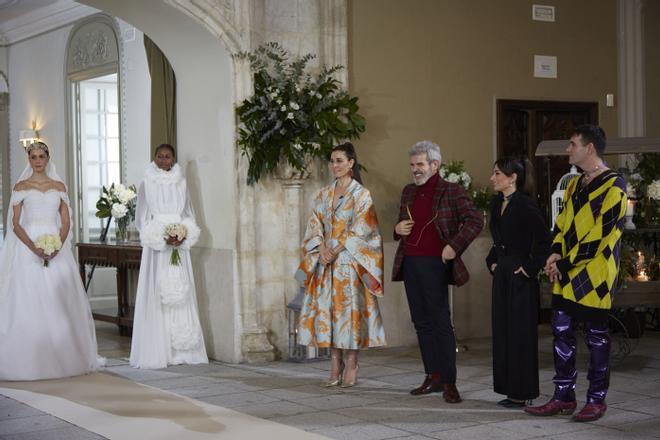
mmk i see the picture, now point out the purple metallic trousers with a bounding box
[551,309,610,404]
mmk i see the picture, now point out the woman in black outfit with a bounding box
[486,156,551,408]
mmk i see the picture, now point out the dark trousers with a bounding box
[552,309,610,404]
[491,256,540,400]
[402,256,457,383]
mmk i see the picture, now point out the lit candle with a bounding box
[626,200,635,217]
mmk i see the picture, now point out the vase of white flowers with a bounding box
[235,42,366,185]
[95,183,138,242]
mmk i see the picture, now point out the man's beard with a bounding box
[413,170,433,186]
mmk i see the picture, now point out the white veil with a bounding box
[0,161,68,307]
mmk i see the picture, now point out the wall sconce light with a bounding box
[19,121,40,147]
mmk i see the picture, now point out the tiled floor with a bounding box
[2,323,660,440]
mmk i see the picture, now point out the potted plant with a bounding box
[235,42,366,185]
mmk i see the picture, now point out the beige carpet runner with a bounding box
[0,372,328,439]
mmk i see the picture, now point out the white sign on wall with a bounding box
[532,4,556,22]
[534,55,557,79]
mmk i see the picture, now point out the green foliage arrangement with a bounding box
[470,187,495,212]
[234,42,366,185]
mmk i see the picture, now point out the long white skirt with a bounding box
[129,247,208,369]
[0,224,100,381]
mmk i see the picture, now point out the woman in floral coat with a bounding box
[296,143,385,388]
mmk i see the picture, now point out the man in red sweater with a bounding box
[392,140,483,403]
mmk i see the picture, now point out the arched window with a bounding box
[65,15,122,242]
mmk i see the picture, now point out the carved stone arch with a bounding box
[165,0,247,55]
[164,0,252,101]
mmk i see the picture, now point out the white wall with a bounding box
[8,26,72,183]
[118,21,151,186]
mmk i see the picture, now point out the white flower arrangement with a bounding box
[439,160,472,190]
[95,183,137,240]
[648,180,660,201]
[96,183,137,222]
[34,234,62,267]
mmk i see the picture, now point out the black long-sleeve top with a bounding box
[485,191,552,277]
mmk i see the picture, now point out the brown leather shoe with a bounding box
[410,375,443,395]
[442,383,462,403]
[525,398,577,416]
[573,402,607,422]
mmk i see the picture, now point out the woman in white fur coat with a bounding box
[129,144,208,369]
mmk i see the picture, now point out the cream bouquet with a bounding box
[165,223,188,266]
[34,234,62,267]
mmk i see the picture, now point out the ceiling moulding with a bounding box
[0,0,98,45]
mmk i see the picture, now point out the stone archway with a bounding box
[76,0,350,363]
[75,0,267,363]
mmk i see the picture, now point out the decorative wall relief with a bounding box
[67,20,118,80]
[72,31,110,69]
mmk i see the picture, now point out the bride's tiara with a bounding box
[24,141,49,155]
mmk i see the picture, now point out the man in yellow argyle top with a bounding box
[526,124,627,423]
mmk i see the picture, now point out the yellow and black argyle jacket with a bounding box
[551,170,627,311]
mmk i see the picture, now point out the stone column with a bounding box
[236,56,277,363]
[320,0,348,86]
[618,0,645,137]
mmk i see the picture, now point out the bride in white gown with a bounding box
[129,144,208,369]
[0,142,101,381]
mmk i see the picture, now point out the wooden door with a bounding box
[497,100,598,226]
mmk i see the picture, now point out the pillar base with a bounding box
[242,327,276,363]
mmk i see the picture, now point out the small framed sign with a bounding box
[534,55,557,78]
[533,4,556,22]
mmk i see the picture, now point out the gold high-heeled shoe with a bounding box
[340,364,359,388]
[322,361,344,387]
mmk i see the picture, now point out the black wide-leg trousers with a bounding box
[491,256,540,400]
[403,256,457,383]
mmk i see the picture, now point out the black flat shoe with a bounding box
[497,398,527,408]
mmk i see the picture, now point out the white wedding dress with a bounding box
[0,169,101,380]
[129,162,208,369]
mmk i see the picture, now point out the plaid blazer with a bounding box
[391,177,483,286]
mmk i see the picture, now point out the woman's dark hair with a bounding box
[155,143,176,158]
[494,156,535,194]
[332,142,362,184]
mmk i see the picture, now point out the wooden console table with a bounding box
[77,242,142,336]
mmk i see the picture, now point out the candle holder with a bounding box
[625,199,636,230]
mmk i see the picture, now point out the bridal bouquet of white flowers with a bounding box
[34,234,62,267]
[165,223,188,266]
